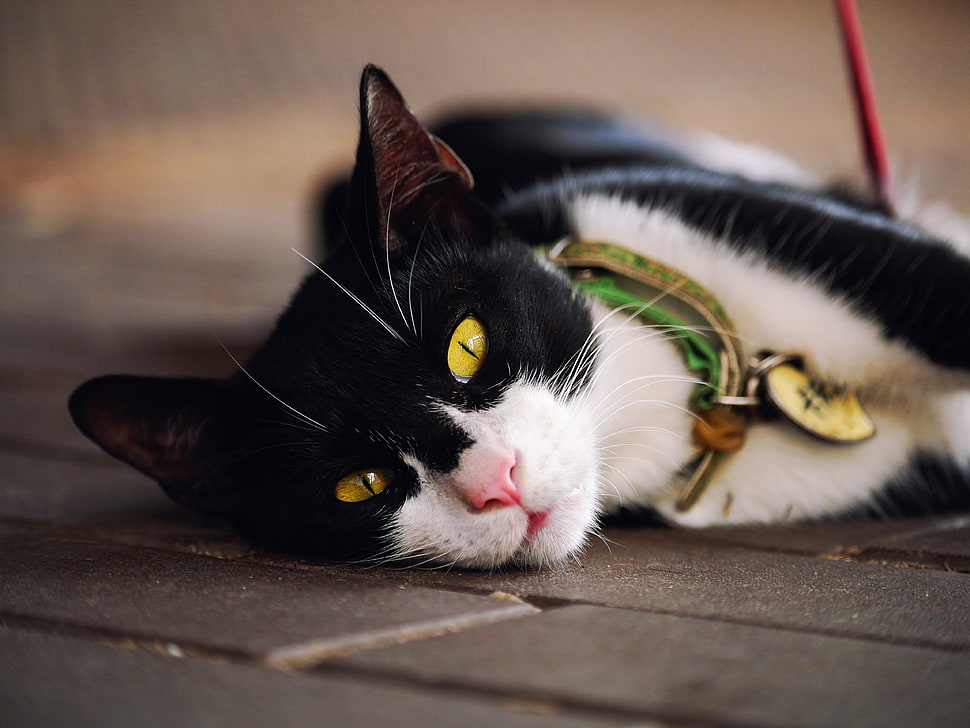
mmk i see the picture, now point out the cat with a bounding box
[69,65,970,569]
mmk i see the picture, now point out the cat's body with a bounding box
[70,66,970,569]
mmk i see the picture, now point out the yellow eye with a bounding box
[447,315,488,383]
[334,469,391,503]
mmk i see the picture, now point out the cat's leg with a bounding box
[654,378,970,527]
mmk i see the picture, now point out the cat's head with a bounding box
[69,66,600,569]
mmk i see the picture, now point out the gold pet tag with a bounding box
[763,363,875,443]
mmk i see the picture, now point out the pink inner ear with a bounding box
[361,67,482,250]
[431,135,474,190]
[69,375,218,488]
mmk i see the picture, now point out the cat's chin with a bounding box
[511,509,596,569]
[389,500,596,570]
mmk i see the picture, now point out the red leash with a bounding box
[835,0,894,212]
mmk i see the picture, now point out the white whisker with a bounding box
[600,445,683,471]
[383,177,415,335]
[291,248,406,343]
[215,336,329,433]
[406,236,425,337]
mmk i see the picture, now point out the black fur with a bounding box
[71,65,970,563]
[71,66,594,561]
[494,169,970,370]
[857,452,970,518]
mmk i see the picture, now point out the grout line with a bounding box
[393,593,970,656]
[8,509,969,578]
[872,514,970,542]
[0,611,252,665]
[262,602,541,671]
[3,520,968,654]
[826,547,970,574]
[0,612,692,728]
[309,659,766,728]
[569,601,970,655]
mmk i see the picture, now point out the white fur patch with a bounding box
[582,298,696,510]
[390,381,599,568]
[678,130,818,188]
[568,194,970,525]
[388,182,970,564]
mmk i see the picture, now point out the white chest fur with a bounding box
[570,193,970,525]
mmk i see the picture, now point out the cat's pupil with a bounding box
[447,316,488,383]
[459,341,480,360]
[334,468,391,503]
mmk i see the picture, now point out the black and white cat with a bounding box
[70,66,970,569]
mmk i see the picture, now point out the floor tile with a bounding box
[0,531,537,664]
[334,604,970,728]
[393,527,970,649]
[0,446,175,523]
[678,517,957,557]
[1,626,630,728]
[0,385,89,454]
[857,517,970,571]
[0,451,166,523]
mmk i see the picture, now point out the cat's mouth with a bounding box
[525,509,551,538]
[465,502,552,539]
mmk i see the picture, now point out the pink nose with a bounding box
[468,455,521,511]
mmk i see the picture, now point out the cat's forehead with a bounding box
[240,234,593,434]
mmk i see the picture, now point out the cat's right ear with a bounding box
[346,65,495,253]
[68,375,233,510]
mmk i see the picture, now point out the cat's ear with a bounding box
[351,65,492,252]
[68,375,231,507]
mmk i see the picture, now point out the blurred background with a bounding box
[1,0,968,378]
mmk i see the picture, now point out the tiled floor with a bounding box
[2,2,969,726]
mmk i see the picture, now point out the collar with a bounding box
[550,239,744,511]
[550,238,875,514]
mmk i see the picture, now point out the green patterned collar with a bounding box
[550,239,745,512]
[549,239,874,514]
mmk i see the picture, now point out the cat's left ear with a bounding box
[351,65,494,252]
[68,374,234,510]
